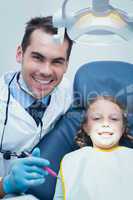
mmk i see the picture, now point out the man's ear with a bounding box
[16,46,23,63]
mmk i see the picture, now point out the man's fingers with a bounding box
[25,178,45,186]
[31,147,40,157]
[25,165,48,176]
[25,172,46,180]
[22,157,50,167]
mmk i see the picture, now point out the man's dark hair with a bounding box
[21,16,73,60]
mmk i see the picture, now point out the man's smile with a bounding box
[32,76,54,85]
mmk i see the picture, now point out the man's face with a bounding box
[83,99,124,149]
[16,29,69,99]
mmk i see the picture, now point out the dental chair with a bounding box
[28,60,133,200]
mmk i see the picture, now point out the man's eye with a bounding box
[32,55,43,61]
[53,60,65,65]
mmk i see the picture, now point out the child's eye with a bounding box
[110,116,121,121]
[92,116,101,120]
[89,113,102,121]
[111,118,118,121]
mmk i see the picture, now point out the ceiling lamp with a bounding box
[53,0,133,43]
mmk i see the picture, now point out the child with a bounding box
[53,96,133,200]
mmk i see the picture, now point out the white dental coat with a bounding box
[0,71,73,177]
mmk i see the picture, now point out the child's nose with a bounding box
[102,121,110,127]
[102,124,109,127]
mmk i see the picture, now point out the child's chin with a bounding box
[98,142,114,149]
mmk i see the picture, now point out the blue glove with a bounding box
[3,148,50,194]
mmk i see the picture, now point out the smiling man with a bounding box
[0,16,73,199]
[16,27,70,99]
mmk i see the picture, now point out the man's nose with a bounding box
[40,62,52,75]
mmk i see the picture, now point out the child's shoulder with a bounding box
[62,146,92,162]
[119,146,133,153]
[62,146,133,162]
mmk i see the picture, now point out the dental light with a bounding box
[53,0,133,44]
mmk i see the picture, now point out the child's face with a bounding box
[83,99,124,149]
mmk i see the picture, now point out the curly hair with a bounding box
[75,95,131,148]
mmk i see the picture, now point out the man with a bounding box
[0,16,73,198]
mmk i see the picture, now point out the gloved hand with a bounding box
[3,147,50,194]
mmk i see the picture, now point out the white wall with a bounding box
[67,39,133,82]
[0,0,133,82]
[0,0,64,73]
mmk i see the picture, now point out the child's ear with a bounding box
[83,123,89,135]
[122,124,127,134]
[122,125,128,138]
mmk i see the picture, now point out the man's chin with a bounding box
[32,90,52,99]
[31,83,57,98]
[33,93,47,99]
